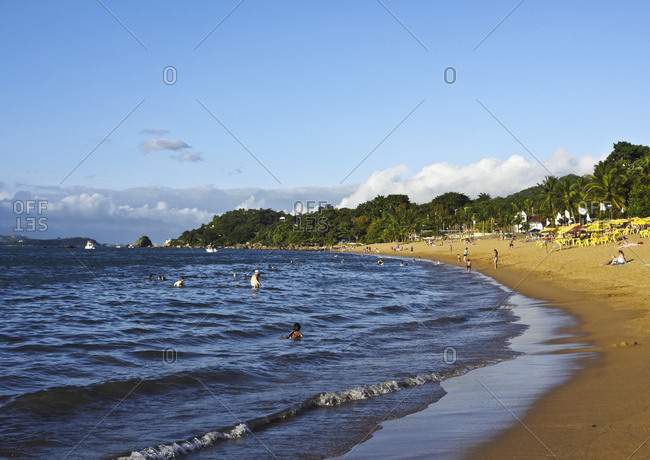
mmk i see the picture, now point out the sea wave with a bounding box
[113,372,446,460]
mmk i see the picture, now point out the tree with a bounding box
[627,185,650,217]
[602,141,650,170]
[557,177,576,222]
[587,164,627,218]
[538,175,559,220]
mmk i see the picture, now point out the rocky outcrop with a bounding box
[134,235,153,248]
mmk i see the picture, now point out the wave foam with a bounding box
[114,371,443,459]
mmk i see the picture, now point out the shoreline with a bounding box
[329,285,589,459]
[335,237,650,459]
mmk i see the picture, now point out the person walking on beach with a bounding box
[465,259,472,273]
[493,249,498,269]
[251,270,261,289]
[509,238,514,249]
[463,248,468,262]
[457,253,461,264]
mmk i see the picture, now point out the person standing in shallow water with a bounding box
[251,270,261,290]
[465,259,471,273]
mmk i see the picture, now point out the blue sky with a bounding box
[2,1,650,243]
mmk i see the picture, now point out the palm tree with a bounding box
[570,177,590,222]
[522,198,534,216]
[538,175,559,221]
[557,177,576,223]
[587,164,627,218]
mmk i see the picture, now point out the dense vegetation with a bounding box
[170,142,650,247]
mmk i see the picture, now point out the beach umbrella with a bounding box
[566,225,586,234]
[557,224,581,234]
[542,227,557,232]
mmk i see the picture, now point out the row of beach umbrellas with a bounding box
[539,217,650,234]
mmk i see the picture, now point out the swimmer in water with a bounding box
[377,259,384,266]
[173,276,184,287]
[149,274,154,281]
[284,323,303,339]
[251,270,261,290]
[233,273,237,279]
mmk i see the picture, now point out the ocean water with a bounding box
[0,247,528,459]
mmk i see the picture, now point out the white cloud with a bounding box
[171,152,204,162]
[0,190,15,200]
[140,129,170,136]
[338,150,604,208]
[141,138,191,153]
[236,195,266,210]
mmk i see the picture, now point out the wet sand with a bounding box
[339,234,650,459]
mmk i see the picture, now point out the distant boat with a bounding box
[84,241,96,250]
[206,245,217,253]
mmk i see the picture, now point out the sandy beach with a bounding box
[343,234,650,459]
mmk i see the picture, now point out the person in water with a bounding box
[377,258,384,265]
[173,276,184,287]
[251,270,261,289]
[465,259,472,273]
[149,274,154,281]
[284,323,303,339]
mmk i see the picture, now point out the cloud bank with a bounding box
[338,149,604,208]
[1,149,602,244]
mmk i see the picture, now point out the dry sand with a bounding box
[345,234,650,459]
